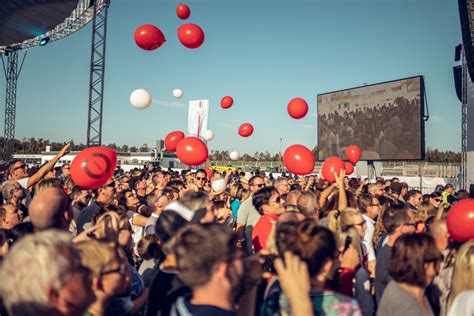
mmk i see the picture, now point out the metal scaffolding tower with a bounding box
[461,47,469,190]
[2,50,26,162]
[86,0,110,147]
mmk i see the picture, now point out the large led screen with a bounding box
[317,76,424,160]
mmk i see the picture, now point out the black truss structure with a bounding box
[2,49,26,162]
[86,0,110,147]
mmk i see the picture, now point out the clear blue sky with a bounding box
[0,0,462,155]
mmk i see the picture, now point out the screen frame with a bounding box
[316,75,425,161]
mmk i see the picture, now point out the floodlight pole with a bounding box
[86,0,110,147]
[2,49,27,162]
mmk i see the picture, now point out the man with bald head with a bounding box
[285,190,302,212]
[297,191,319,220]
[429,219,450,252]
[29,187,73,231]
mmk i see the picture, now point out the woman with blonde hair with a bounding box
[448,240,474,310]
[75,239,131,316]
[338,226,374,316]
[91,211,149,315]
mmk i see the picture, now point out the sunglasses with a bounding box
[196,177,206,181]
[100,263,128,276]
[11,164,27,173]
[251,183,265,188]
[271,196,282,204]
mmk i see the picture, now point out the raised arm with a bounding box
[319,183,337,209]
[26,143,71,188]
[335,169,347,211]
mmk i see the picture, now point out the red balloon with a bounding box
[283,145,315,175]
[165,131,185,152]
[344,162,354,175]
[177,23,205,49]
[134,24,166,51]
[204,167,213,179]
[176,136,208,166]
[238,123,254,137]
[346,145,361,164]
[221,96,234,109]
[70,147,117,190]
[447,199,474,242]
[176,3,191,20]
[321,157,345,183]
[287,98,308,119]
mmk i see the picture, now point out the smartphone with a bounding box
[343,236,353,253]
[262,254,278,274]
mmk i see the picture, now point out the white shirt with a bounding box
[362,214,376,261]
[16,177,32,207]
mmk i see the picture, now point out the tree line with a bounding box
[0,137,462,163]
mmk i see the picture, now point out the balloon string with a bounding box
[197,101,202,138]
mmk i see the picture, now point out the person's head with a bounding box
[252,187,285,216]
[1,180,24,202]
[61,164,71,178]
[180,190,214,223]
[337,207,366,238]
[5,221,35,246]
[358,194,380,220]
[274,177,290,196]
[407,190,423,207]
[70,186,90,209]
[152,171,168,188]
[137,234,161,261]
[29,187,73,231]
[337,227,363,260]
[450,240,474,307]
[35,178,63,194]
[297,191,319,219]
[0,203,23,229]
[146,191,169,216]
[444,184,454,194]
[122,190,140,207]
[383,207,416,239]
[174,223,244,303]
[368,183,383,197]
[96,183,116,205]
[7,160,28,180]
[93,211,132,249]
[248,176,265,194]
[286,190,302,206]
[285,219,338,284]
[389,234,442,288]
[0,230,94,316]
[390,182,403,195]
[429,220,449,252]
[194,169,208,189]
[401,182,409,197]
[272,212,306,256]
[75,239,129,302]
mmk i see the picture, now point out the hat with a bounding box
[390,182,403,194]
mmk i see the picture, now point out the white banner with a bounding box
[188,100,210,138]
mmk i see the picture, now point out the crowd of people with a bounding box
[318,97,422,160]
[0,142,473,316]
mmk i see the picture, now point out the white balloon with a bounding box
[211,178,227,194]
[230,151,239,161]
[130,89,152,110]
[203,130,214,141]
[173,89,183,99]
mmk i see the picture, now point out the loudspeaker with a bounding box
[470,184,474,198]
[454,65,463,102]
[455,44,462,62]
[459,0,474,80]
